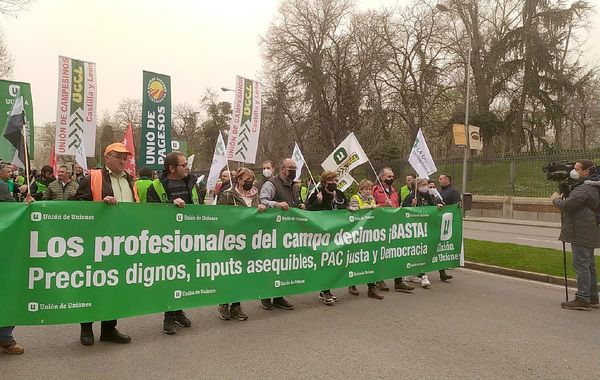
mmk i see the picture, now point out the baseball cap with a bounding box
[104,143,132,156]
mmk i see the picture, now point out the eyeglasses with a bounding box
[108,154,127,161]
[176,163,189,167]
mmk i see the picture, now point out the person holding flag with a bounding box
[306,171,348,305]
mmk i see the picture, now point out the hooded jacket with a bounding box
[553,174,600,248]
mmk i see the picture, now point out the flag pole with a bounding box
[21,122,31,194]
[367,159,390,202]
[297,144,316,186]
[224,159,237,206]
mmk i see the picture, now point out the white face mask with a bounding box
[263,169,273,178]
[570,169,580,180]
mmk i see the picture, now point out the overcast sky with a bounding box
[0,0,598,126]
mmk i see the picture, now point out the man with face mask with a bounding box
[373,167,415,293]
[256,159,274,192]
[552,159,600,311]
[260,158,306,310]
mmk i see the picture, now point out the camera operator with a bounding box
[551,159,600,311]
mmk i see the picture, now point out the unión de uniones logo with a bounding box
[275,215,307,223]
[147,77,167,103]
[406,262,426,269]
[348,215,374,222]
[440,213,453,241]
[176,213,184,222]
[31,212,41,222]
[174,290,182,299]
[28,302,38,312]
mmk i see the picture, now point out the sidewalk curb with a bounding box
[463,261,594,288]
[464,216,560,229]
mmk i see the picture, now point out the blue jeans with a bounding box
[0,326,14,343]
[571,244,599,302]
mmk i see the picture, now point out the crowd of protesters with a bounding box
[0,142,463,355]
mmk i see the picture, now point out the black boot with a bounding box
[80,323,94,346]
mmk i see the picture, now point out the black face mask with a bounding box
[242,180,253,191]
[384,179,394,186]
[326,183,337,192]
[287,169,297,180]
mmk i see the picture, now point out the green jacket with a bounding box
[134,178,153,203]
[43,179,78,200]
[400,185,411,203]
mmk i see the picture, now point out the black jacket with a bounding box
[440,184,461,205]
[146,173,198,204]
[306,184,348,211]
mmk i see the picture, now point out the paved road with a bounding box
[464,220,568,251]
[2,269,598,379]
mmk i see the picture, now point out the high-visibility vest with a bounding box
[134,179,153,203]
[34,180,49,194]
[151,178,199,204]
[351,193,375,209]
[90,169,139,202]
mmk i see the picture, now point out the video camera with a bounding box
[542,161,576,195]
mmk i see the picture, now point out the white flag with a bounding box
[75,140,88,171]
[207,132,227,191]
[55,56,97,157]
[187,154,195,170]
[408,129,437,179]
[226,75,262,164]
[291,142,305,181]
[321,132,368,178]
[337,173,355,192]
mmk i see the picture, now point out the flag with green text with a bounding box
[226,75,261,164]
[140,71,171,170]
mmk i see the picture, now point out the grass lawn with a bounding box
[464,239,600,278]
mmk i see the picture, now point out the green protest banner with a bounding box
[0,80,34,161]
[0,202,462,326]
[140,71,171,170]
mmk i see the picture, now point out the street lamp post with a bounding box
[462,46,471,195]
[436,1,471,195]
